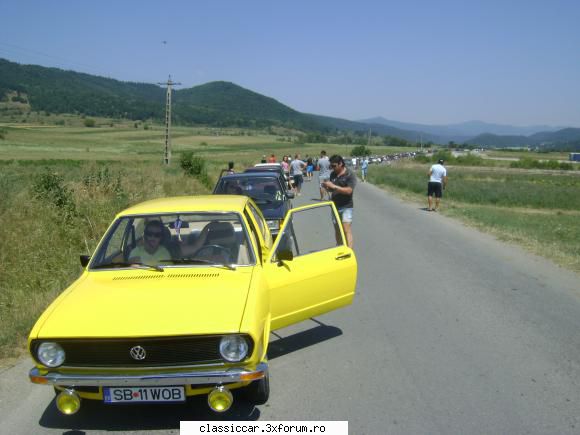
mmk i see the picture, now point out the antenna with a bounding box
[157,75,181,165]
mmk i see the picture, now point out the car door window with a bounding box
[274,204,343,259]
[248,203,267,241]
[103,218,132,261]
[244,209,262,263]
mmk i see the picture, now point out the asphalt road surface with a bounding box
[2,172,580,434]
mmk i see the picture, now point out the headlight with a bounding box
[37,342,65,367]
[219,335,249,362]
[266,220,280,231]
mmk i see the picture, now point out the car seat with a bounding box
[202,221,239,263]
[263,185,277,196]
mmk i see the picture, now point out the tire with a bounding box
[244,373,270,405]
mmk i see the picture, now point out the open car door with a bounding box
[266,202,357,330]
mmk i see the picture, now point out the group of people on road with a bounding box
[222,150,449,250]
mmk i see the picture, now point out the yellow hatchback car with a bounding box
[28,195,357,414]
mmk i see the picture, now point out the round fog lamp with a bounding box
[37,342,65,367]
[208,386,233,413]
[56,389,81,415]
[219,335,249,362]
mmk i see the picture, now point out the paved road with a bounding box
[2,174,580,434]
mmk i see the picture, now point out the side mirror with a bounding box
[286,191,295,199]
[80,255,91,267]
[276,249,293,265]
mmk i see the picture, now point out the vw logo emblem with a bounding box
[129,346,146,361]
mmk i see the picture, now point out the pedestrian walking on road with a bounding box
[306,155,314,181]
[322,155,356,248]
[427,159,448,212]
[361,157,369,182]
[290,154,306,195]
[318,150,331,200]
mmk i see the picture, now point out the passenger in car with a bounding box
[128,220,171,265]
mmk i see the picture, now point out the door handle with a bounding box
[335,253,351,261]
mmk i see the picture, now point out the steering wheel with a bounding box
[195,244,231,260]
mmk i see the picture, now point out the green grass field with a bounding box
[368,162,580,273]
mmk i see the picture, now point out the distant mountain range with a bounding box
[359,117,564,138]
[1,58,579,149]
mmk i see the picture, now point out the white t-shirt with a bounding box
[429,164,447,183]
[318,156,331,178]
[290,159,305,176]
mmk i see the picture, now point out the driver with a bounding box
[128,220,171,265]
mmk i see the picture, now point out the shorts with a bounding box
[319,175,330,188]
[307,165,314,173]
[427,181,443,198]
[338,207,353,223]
[293,174,304,187]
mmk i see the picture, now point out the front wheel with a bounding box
[244,373,269,404]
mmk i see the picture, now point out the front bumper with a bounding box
[29,362,268,387]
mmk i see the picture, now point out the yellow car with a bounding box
[28,195,357,414]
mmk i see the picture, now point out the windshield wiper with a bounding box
[92,261,164,272]
[167,258,236,271]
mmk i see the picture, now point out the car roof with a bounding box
[254,163,282,167]
[224,171,279,179]
[117,195,249,216]
[244,166,283,173]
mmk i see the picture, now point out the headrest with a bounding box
[206,222,235,243]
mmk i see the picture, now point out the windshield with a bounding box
[90,212,255,269]
[216,177,284,204]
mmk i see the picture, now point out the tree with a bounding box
[350,145,371,157]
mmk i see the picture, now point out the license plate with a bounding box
[103,386,185,403]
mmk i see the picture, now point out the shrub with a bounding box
[180,151,211,188]
[31,171,77,219]
[351,145,371,157]
[83,118,96,127]
[82,167,125,198]
[510,158,574,171]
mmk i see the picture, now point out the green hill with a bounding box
[172,81,323,130]
[0,58,430,140]
[0,58,322,131]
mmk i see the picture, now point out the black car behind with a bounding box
[213,172,293,236]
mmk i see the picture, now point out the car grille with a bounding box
[31,335,253,368]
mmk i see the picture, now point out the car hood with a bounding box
[252,200,287,220]
[35,268,254,338]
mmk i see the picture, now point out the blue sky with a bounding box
[1,0,579,127]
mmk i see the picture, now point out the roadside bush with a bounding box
[82,166,124,198]
[413,154,431,163]
[351,145,371,157]
[510,158,574,170]
[180,151,212,188]
[31,171,77,219]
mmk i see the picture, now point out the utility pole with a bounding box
[157,75,181,165]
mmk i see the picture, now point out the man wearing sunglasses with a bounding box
[129,220,171,265]
[322,155,356,248]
